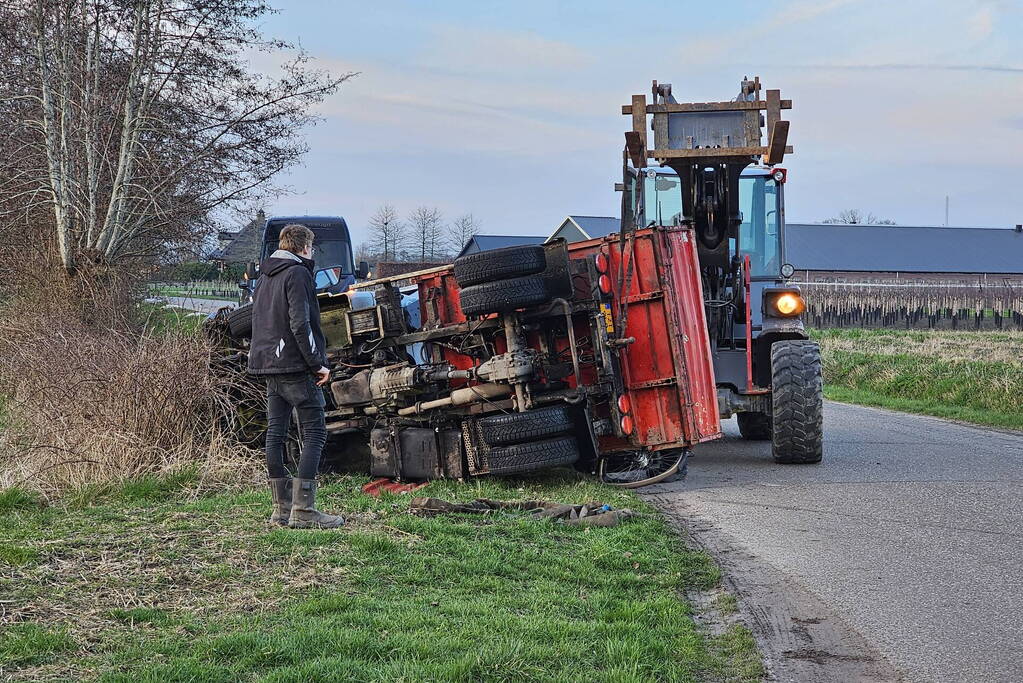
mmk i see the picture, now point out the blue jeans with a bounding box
[265,372,327,480]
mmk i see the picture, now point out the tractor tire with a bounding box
[737,411,772,440]
[770,340,824,464]
[487,436,579,475]
[227,303,253,341]
[459,274,554,317]
[480,405,574,447]
[453,245,546,288]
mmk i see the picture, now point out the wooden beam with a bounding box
[624,131,646,169]
[631,94,647,152]
[765,120,790,165]
[765,89,781,134]
[647,145,793,159]
[623,99,791,114]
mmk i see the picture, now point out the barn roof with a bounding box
[457,234,546,257]
[567,216,619,239]
[786,223,1023,274]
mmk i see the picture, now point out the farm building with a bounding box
[787,223,1023,285]
[548,216,620,243]
[457,234,546,257]
[210,210,264,266]
[542,214,1023,285]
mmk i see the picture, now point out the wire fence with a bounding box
[146,281,240,301]
[798,281,1023,330]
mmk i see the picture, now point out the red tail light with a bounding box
[617,395,631,414]
[598,274,612,295]
[620,415,634,434]
[595,253,609,274]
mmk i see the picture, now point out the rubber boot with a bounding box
[288,478,345,529]
[268,478,293,526]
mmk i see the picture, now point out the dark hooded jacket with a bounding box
[247,249,328,375]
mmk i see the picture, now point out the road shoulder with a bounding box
[650,492,904,683]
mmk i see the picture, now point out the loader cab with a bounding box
[626,166,785,281]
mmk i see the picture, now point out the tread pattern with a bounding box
[487,436,579,475]
[459,275,553,317]
[480,405,574,446]
[227,303,253,340]
[770,340,824,464]
[453,245,546,287]
[737,411,772,440]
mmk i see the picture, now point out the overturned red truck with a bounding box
[220,77,822,488]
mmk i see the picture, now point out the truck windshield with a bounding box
[738,176,780,277]
[264,238,354,273]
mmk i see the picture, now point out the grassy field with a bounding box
[0,471,761,682]
[815,328,1023,430]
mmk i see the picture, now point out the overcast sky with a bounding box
[256,0,1023,248]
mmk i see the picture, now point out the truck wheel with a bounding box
[770,340,823,464]
[459,274,554,317]
[227,303,253,341]
[480,405,574,446]
[453,245,546,287]
[487,436,579,475]
[737,411,772,440]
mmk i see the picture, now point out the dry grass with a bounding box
[0,299,257,500]
[816,328,1023,366]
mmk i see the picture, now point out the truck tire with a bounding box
[487,436,579,475]
[737,411,772,440]
[453,245,546,287]
[227,303,253,341]
[770,340,823,464]
[459,274,554,316]
[480,405,574,446]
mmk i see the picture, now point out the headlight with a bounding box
[771,292,805,317]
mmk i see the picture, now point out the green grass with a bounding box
[0,472,762,681]
[814,328,1023,430]
[138,302,205,336]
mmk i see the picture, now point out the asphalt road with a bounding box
[155,296,237,315]
[644,401,1023,683]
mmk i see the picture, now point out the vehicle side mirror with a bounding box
[356,261,370,279]
[244,261,257,280]
[314,268,341,291]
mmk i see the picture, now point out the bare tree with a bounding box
[823,209,896,225]
[447,213,480,254]
[408,206,444,261]
[367,204,405,261]
[0,0,354,275]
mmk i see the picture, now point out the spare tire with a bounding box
[480,405,574,446]
[487,436,579,475]
[459,274,553,317]
[227,303,253,341]
[453,245,546,287]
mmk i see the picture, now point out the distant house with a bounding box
[210,210,264,266]
[547,216,619,243]
[457,234,546,257]
[787,223,1023,284]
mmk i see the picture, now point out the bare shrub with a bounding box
[0,305,260,499]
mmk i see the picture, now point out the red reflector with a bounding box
[595,253,609,273]
[598,274,612,295]
[620,415,634,434]
[617,395,631,414]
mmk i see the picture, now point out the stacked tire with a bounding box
[453,245,555,316]
[478,404,579,474]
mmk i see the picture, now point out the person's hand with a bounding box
[314,366,330,386]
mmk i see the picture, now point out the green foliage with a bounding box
[2,473,760,681]
[0,486,42,513]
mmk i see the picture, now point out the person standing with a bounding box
[247,224,343,528]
